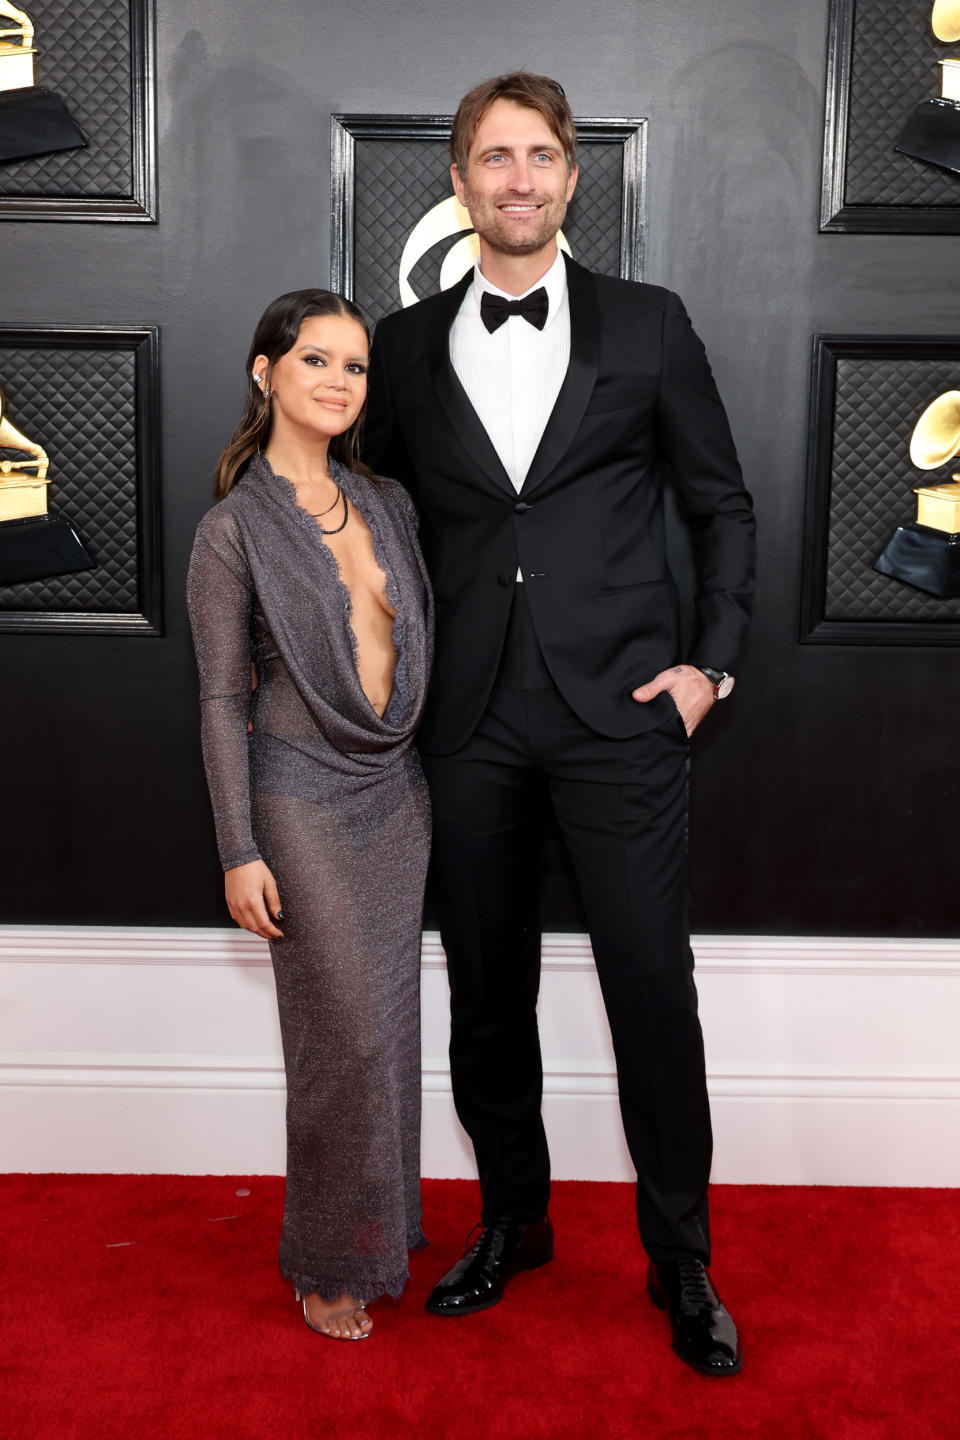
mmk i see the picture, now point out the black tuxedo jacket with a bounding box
[363,254,756,754]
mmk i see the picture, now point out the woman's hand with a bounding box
[224,860,284,940]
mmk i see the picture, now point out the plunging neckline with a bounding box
[267,455,402,723]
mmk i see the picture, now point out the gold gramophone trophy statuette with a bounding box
[874,390,960,598]
[0,385,95,586]
[895,2,960,176]
[0,2,85,164]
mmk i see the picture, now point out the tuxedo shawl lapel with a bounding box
[426,273,515,497]
[520,255,600,498]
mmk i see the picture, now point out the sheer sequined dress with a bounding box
[187,453,433,1303]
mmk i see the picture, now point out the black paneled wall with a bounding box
[2,0,958,934]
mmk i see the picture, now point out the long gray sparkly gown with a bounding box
[186,453,433,1303]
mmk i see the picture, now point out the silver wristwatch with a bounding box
[698,667,735,700]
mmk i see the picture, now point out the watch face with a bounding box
[716,674,735,700]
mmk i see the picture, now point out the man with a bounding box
[364,72,755,1375]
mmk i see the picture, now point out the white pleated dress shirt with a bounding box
[450,248,571,493]
[450,249,570,582]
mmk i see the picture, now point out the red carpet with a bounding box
[2,1176,957,1439]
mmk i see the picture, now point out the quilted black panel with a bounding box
[0,0,133,197]
[563,142,625,277]
[825,355,960,620]
[845,0,960,206]
[352,134,632,327]
[0,345,139,612]
[353,138,451,324]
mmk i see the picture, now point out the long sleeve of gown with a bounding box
[186,516,261,871]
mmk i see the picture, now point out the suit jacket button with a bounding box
[496,573,511,587]
[514,501,531,514]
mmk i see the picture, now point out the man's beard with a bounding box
[462,189,568,256]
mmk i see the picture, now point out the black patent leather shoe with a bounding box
[647,1255,742,1376]
[425,1215,554,1316]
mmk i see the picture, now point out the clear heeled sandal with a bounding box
[294,1286,372,1340]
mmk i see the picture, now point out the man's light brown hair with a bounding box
[450,72,578,176]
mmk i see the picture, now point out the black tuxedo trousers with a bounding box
[421,590,712,1263]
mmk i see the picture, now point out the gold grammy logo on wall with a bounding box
[0,382,95,586]
[895,1,960,175]
[911,390,960,529]
[397,194,572,308]
[933,0,960,104]
[874,389,960,598]
[0,1,86,164]
[0,385,48,520]
[934,0,960,42]
[0,0,34,90]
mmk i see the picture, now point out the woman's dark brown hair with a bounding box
[214,288,377,499]
[450,72,578,177]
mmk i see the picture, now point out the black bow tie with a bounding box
[480,287,549,334]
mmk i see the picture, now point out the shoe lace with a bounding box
[675,1254,712,1310]
[461,1221,486,1257]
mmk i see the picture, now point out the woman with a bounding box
[187,290,433,1340]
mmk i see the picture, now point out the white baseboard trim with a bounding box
[3,925,960,975]
[5,1050,960,1101]
[3,926,959,1182]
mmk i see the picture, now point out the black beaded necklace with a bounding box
[310,485,349,534]
[305,460,349,534]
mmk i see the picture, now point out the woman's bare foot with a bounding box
[302,1291,372,1340]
